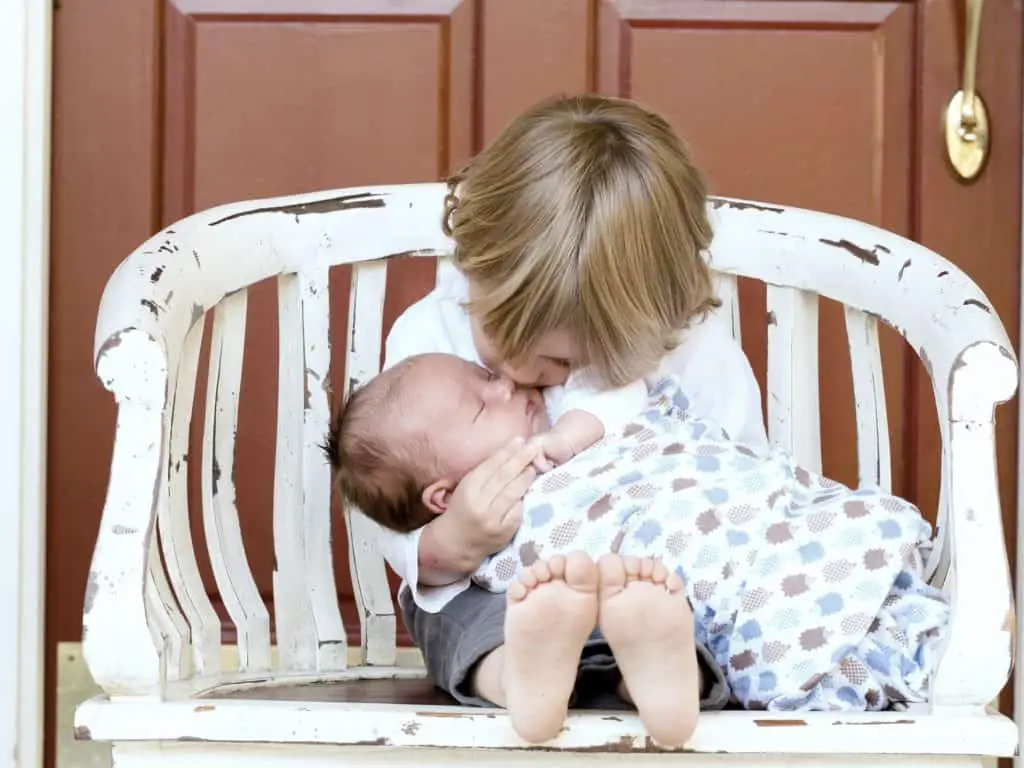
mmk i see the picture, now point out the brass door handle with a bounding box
[944,0,989,182]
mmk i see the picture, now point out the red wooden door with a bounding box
[48,1,1021,765]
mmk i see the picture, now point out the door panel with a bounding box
[479,0,594,143]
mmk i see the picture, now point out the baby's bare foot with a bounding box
[504,552,599,743]
[598,554,699,748]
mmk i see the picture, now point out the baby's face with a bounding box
[405,355,549,481]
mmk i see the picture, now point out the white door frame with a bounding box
[1017,49,1024,760]
[0,1,52,767]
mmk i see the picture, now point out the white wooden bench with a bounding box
[75,183,1018,768]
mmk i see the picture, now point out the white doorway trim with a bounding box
[1016,39,1024,760]
[0,1,52,767]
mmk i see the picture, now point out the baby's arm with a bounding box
[530,409,604,470]
[533,375,648,469]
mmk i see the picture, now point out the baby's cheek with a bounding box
[452,431,499,476]
[476,423,523,465]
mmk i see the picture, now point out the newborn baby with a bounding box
[326,352,579,533]
[328,352,949,712]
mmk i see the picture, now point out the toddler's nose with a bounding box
[499,362,544,388]
[484,375,515,402]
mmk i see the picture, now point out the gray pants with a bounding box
[399,583,730,709]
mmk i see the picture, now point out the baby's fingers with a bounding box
[531,454,554,473]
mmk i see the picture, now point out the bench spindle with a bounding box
[145,533,189,682]
[766,285,822,472]
[202,289,272,672]
[273,274,319,671]
[160,317,221,675]
[344,261,398,667]
[714,272,742,344]
[299,266,348,670]
[844,306,892,491]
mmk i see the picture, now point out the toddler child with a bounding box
[359,92,767,748]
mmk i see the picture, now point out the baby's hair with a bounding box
[322,360,435,533]
[445,94,719,387]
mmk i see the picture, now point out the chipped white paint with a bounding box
[926,476,954,590]
[844,307,892,490]
[712,272,742,344]
[108,743,997,768]
[157,318,202,682]
[273,274,319,671]
[81,185,1017,765]
[345,261,398,666]
[299,267,348,671]
[144,535,187,684]
[766,286,822,472]
[203,290,272,673]
[161,316,222,676]
[929,344,1016,708]
[86,329,168,696]
[76,696,1016,756]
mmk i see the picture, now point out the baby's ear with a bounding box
[422,480,455,515]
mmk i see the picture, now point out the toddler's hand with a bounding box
[444,437,540,561]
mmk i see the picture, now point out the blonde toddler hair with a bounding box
[444,94,719,387]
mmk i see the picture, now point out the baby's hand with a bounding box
[527,409,604,472]
[527,431,578,473]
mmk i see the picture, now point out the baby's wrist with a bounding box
[551,409,605,455]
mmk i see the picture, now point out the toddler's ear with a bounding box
[422,480,455,515]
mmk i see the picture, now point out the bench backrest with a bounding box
[85,183,1016,706]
